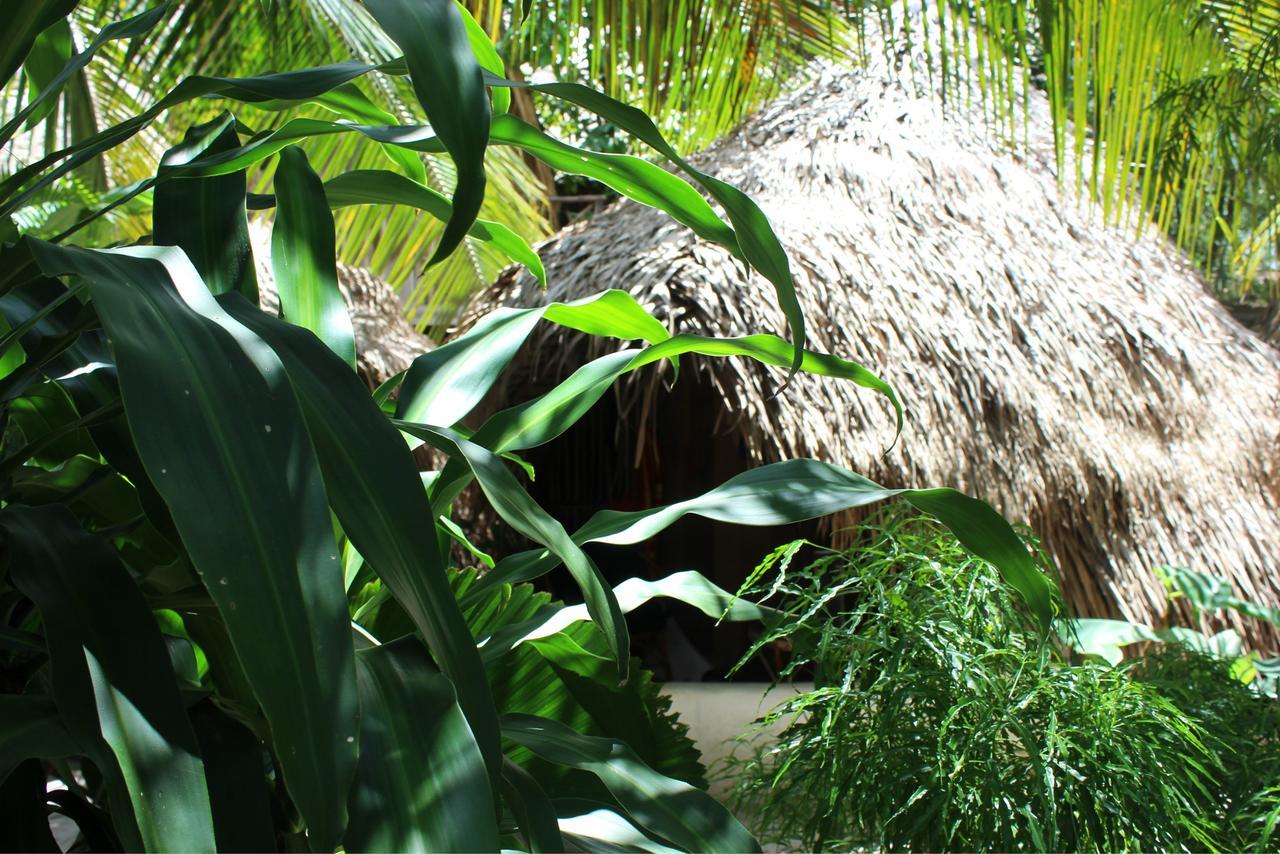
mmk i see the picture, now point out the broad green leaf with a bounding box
[271,146,355,367]
[904,488,1059,632]
[453,568,706,790]
[557,801,682,854]
[365,0,489,263]
[1159,565,1280,626]
[188,701,276,854]
[502,714,760,853]
[4,504,216,852]
[399,423,631,681]
[501,758,565,853]
[488,74,804,372]
[347,637,497,853]
[395,290,668,428]
[248,82,428,184]
[0,695,75,782]
[27,241,358,850]
[1,61,392,212]
[490,114,738,252]
[469,332,900,460]
[323,170,545,286]
[0,759,60,852]
[2,5,167,147]
[220,294,503,785]
[1065,617,1247,666]
[154,113,257,301]
[20,18,71,128]
[472,459,1057,632]
[0,0,78,95]
[165,119,444,181]
[479,571,771,664]
[455,1,510,114]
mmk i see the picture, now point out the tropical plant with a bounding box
[3,0,861,327]
[834,0,1280,297]
[1068,564,1280,689]
[0,1,1058,850]
[724,509,1223,851]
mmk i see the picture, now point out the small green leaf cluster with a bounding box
[1,3,1060,851]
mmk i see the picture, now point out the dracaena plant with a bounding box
[0,1,1059,851]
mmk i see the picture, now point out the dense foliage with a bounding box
[727,509,1280,851]
[0,1,1061,850]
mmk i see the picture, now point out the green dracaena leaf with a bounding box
[364,0,489,263]
[487,74,805,374]
[27,241,359,850]
[346,637,498,852]
[502,714,760,853]
[473,459,1058,633]
[154,113,258,301]
[322,169,544,286]
[218,292,503,788]
[271,145,355,367]
[394,290,668,428]
[4,504,216,853]
[398,422,631,683]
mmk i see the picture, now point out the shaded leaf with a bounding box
[4,504,216,852]
[271,145,355,366]
[364,0,489,262]
[27,241,358,850]
[503,714,759,853]
[347,637,497,853]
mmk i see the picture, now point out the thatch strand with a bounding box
[463,48,1280,649]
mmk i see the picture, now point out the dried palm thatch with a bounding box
[462,54,1280,649]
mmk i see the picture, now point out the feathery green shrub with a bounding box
[726,509,1246,851]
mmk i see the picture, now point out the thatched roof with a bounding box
[462,58,1280,648]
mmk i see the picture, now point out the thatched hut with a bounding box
[461,57,1280,654]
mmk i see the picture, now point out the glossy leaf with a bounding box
[188,701,276,854]
[6,5,168,149]
[503,714,760,853]
[1,61,393,212]
[364,0,489,263]
[471,332,899,459]
[153,113,257,301]
[395,289,668,428]
[557,801,682,854]
[455,1,510,114]
[20,18,72,128]
[347,637,497,853]
[472,459,1057,632]
[480,570,772,664]
[489,75,805,372]
[219,293,503,784]
[0,0,78,93]
[323,169,544,286]
[0,695,75,782]
[4,504,216,852]
[271,145,355,367]
[27,241,358,850]
[501,758,565,853]
[490,114,738,252]
[399,423,631,681]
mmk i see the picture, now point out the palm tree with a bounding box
[2,0,851,330]
[7,0,1277,317]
